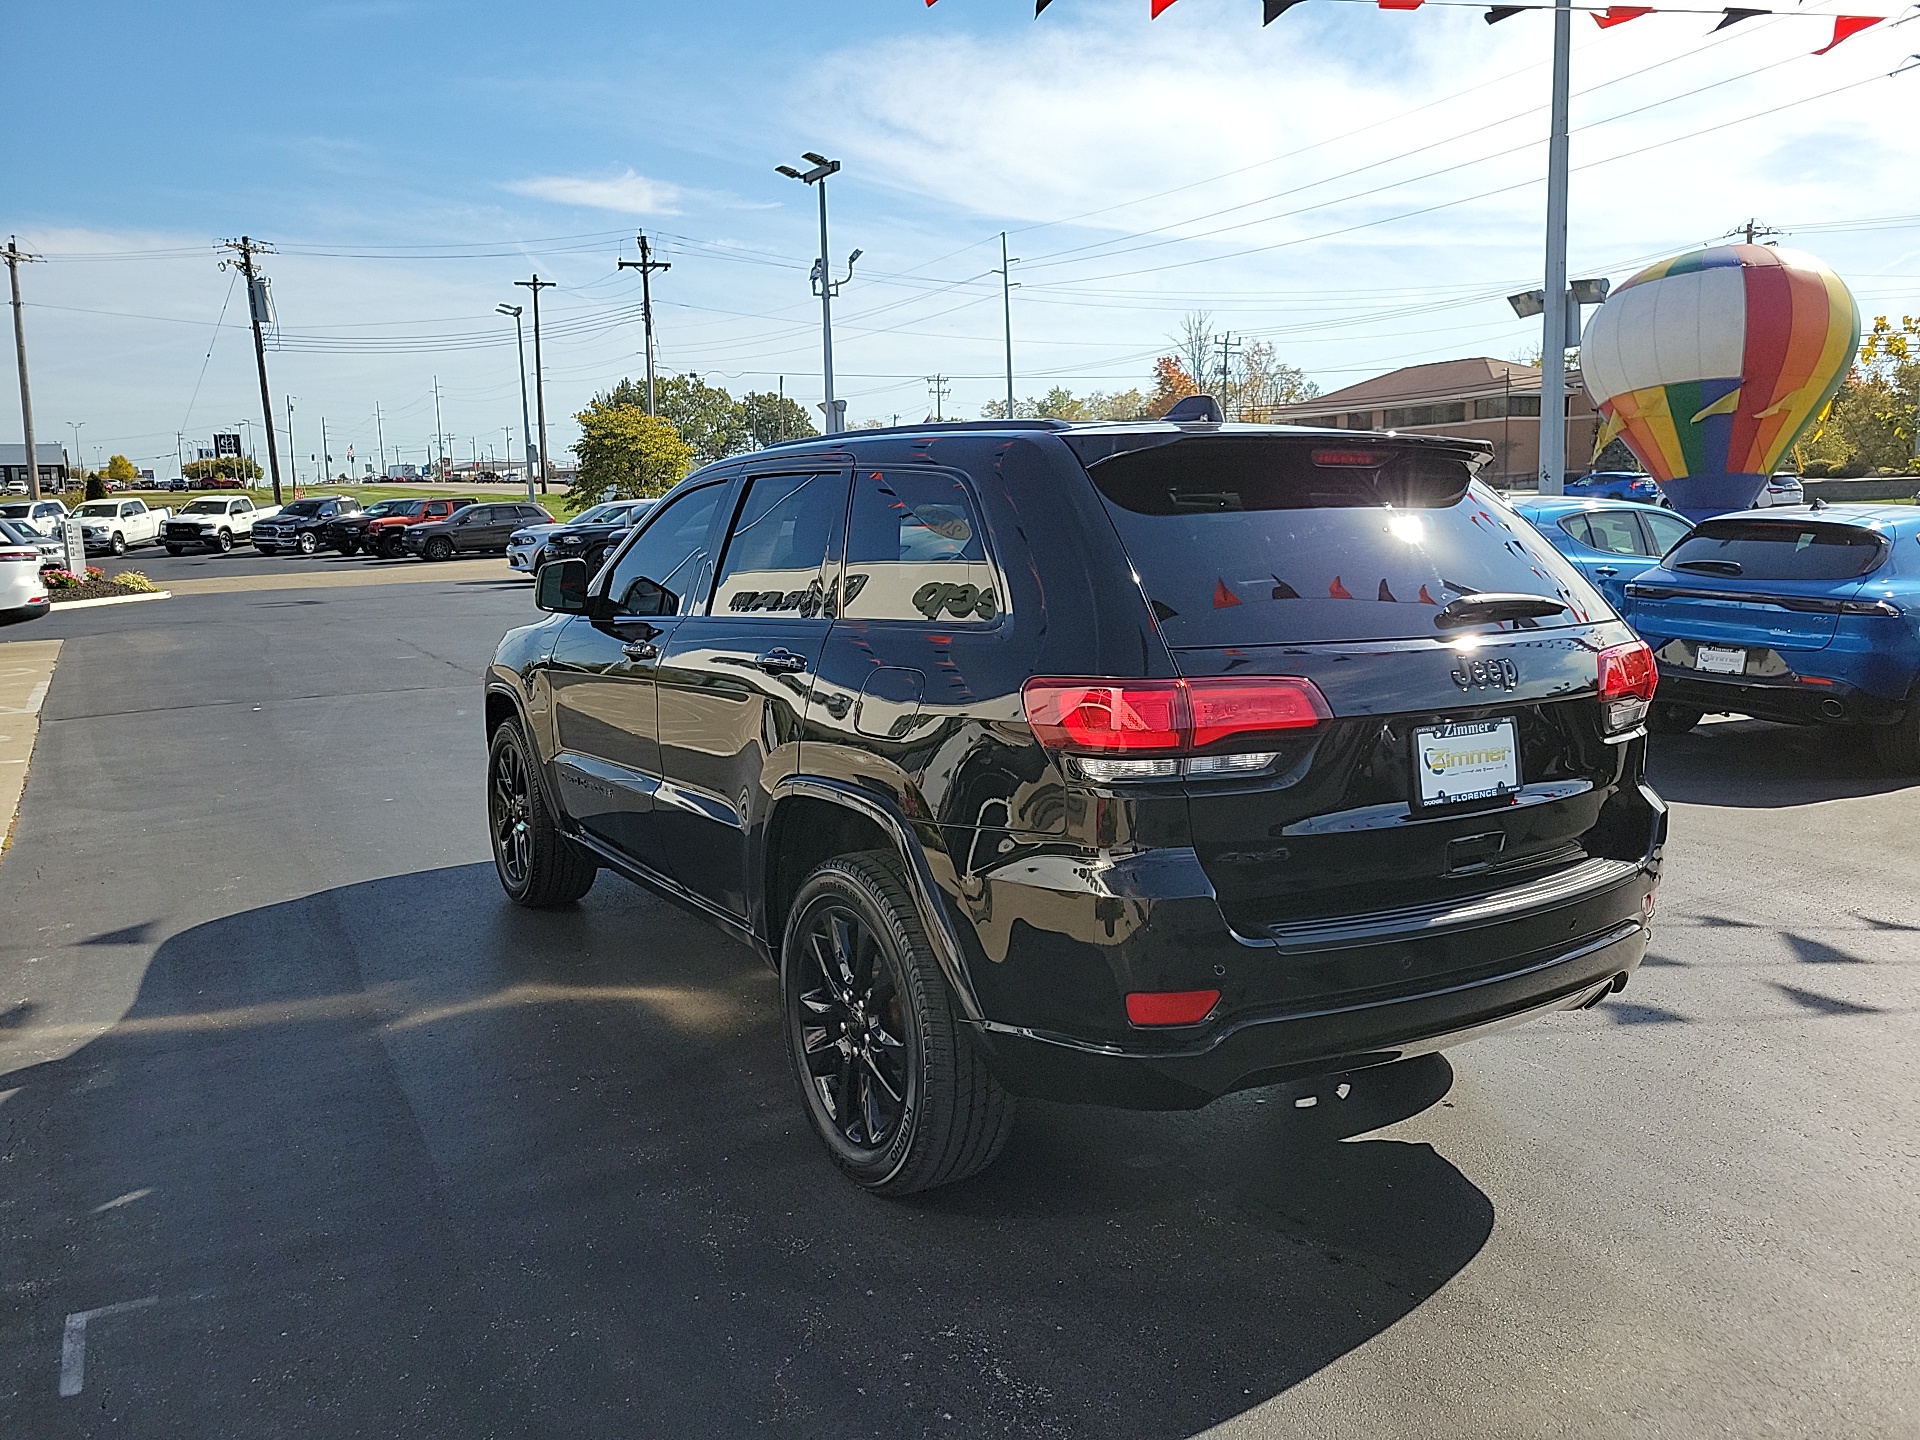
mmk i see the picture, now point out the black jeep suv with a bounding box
[483,413,1666,1195]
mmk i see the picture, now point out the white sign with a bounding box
[1414,718,1522,808]
[1694,644,1746,675]
[61,518,86,576]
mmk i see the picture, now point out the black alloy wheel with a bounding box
[424,535,453,561]
[296,530,319,554]
[486,720,596,907]
[782,852,1014,1195]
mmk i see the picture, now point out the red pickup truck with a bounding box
[363,497,479,558]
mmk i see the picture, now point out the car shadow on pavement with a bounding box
[0,864,1489,1439]
[1646,718,1916,807]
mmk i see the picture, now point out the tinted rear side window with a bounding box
[1665,520,1888,581]
[1087,437,1605,645]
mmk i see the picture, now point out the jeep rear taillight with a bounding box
[1597,640,1656,733]
[1022,676,1330,781]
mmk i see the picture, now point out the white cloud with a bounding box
[506,169,688,215]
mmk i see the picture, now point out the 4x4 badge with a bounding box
[1452,656,1519,691]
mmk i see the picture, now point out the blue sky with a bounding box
[7,0,1917,476]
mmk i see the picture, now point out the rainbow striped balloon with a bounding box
[1580,245,1859,519]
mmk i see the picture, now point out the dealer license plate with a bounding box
[1412,718,1522,809]
[1694,644,1747,675]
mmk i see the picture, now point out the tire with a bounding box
[1871,705,1920,775]
[296,531,318,554]
[781,851,1014,1196]
[1646,702,1703,736]
[336,540,359,556]
[423,536,453,562]
[165,545,183,556]
[109,532,127,556]
[256,545,279,555]
[214,529,234,553]
[487,720,597,907]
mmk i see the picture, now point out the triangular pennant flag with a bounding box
[1418,584,1439,606]
[1714,7,1769,29]
[1378,580,1398,603]
[1037,0,1052,12]
[1151,0,1180,15]
[1689,387,1743,424]
[1379,0,1424,9]
[1264,0,1310,21]
[1213,578,1241,608]
[1329,576,1354,599]
[1594,5,1653,26]
[1812,14,1882,51]
[1485,6,1527,21]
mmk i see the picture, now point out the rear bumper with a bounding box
[1655,667,1906,726]
[974,915,1646,1108]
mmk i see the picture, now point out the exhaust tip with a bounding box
[1818,697,1847,720]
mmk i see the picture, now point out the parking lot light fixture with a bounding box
[498,304,536,502]
[779,153,852,435]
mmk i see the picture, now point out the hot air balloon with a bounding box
[1580,245,1859,520]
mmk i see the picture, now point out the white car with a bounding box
[0,520,51,622]
[161,496,281,553]
[0,498,69,532]
[76,498,171,556]
[1754,472,1806,507]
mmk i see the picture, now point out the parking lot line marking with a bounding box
[59,1295,158,1397]
[91,1187,154,1214]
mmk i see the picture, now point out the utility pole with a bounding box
[497,304,536,501]
[375,401,386,478]
[219,236,286,505]
[926,375,951,422]
[1537,0,1572,496]
[514,276,555,492]
[6,238,43,501]
[1733,218,1783,246]
[175,431,185,481]
[286,395,297,492]
[1216,332,1242,418]
[616,233,671,416]
[431,375,445,480]
[321,416,330,483]
[997,232,1017,419]
[776,154,858,435]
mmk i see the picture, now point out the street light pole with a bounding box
[998,231,1017,419]
[497,303,536,502]
[68,421,83,493]
[776,154,858,435]
[514,276,555,493]
[1538,0,1572,496]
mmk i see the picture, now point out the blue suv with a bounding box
[1564,472,1665,505]
[1512,496,1692,611]
[1621,504,1920,771]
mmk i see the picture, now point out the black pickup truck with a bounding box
[253,496,364,555]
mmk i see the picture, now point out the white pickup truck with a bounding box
[76,499,173,556]
[161,496,282,554]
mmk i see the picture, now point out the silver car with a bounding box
[1756,472,1805,507]
[0,519,52,621]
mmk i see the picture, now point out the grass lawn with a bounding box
[78,484,599,521]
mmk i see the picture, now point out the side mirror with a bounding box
[535,558,590,615]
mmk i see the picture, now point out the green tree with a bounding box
[1800,316,1920,477]
[572,400,696,504]
[741,390,818,448]
[182,455,263,482]
[104,453,140,482]
[602,374,751,466]
[84,474,109,501]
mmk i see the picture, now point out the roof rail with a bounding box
[758,418,1074,450]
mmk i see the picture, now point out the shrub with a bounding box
[114,571,155,592]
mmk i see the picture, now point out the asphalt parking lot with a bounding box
[1,555,1915,1438]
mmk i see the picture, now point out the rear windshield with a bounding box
[1665,519,1887,581]
[1087,437,1607,645]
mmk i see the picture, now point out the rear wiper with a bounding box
[1432,592,1571,629]
[1675,559,1743,576]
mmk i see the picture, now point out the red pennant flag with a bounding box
[1418,584,1439,605]
[1812,14,1881,51]
[1379,0,1424,9]
[1213,579,1241,608]
[1593,5,1653,26]
[1329,576,1354,599]
[1151,0,1179,15]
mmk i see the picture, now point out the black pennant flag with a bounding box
[1714,6,1769,27]
[1485,5,1527,20]
[1264,0,1310,23]
[1037,0,1052,13]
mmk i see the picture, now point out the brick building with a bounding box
[1273,358,1601,488]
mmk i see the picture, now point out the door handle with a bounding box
[752,648,808,675]
[621,640,660,661]
[1594,566,1619,576]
